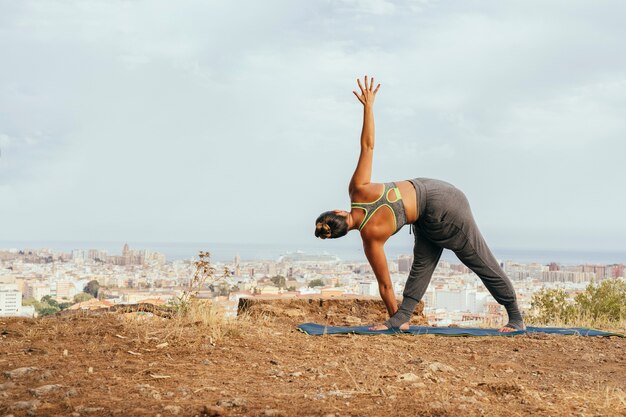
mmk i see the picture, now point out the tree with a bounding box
[74,293,93,303]
[41,295,59,309]
[37,305,60,316]
[308,279,325,288]
[83,280,100,298]
[270,275,286,289]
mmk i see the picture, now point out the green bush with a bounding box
[529,288,577,324]
[529,279,626,327]
[575,279,626,321]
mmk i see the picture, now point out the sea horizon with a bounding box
[1,240,625,265]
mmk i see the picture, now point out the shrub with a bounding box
[575,279,626,321]
[528,278,626,328]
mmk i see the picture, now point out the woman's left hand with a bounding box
[353,75,380,107]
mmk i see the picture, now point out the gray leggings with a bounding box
[385,178,522,329]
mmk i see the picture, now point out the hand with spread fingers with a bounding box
[353,75,380,107]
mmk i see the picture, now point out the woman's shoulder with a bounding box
[350,182,385,203]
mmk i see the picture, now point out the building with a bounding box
[54,280,76,300]
[398,255,413,274]
[0,284,22,316]
[434,286,477,313]
[25,282,51,301]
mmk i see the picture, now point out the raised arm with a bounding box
[349,76,381,194]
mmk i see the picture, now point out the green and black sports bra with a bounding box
[351,182,408,235]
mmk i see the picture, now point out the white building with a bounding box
[358,280,378,296]
[434,286,477,313]
[25,282,51,301]
[0,284,22,316]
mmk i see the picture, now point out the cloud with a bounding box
[0,0,625,251]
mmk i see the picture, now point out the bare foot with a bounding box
[368,322,410,331]
[498,325,527,332]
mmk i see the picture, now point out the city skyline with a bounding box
[1,1,626,251]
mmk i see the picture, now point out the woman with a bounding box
[314,76,525,332]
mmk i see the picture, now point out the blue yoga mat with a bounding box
[297,323,625,337]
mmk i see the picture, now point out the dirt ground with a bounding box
[1,300,625,417]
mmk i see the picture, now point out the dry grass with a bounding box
[527,312,626,334]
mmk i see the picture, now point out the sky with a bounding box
[0,0,625,254]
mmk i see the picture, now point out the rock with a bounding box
[4,367,39,379]
[83,407,105,413]
[426,362,455,373]
[65,388,78,398]
[261,409,285,417]
[39,370,53,380]
[200,405,224,416]
[164,405,182,415]
[11,400,40,411]
[290,372,303,378]
[0,381,16,390]
[216,398,245,409]
[398,373,420,382]
[29,384,64,397]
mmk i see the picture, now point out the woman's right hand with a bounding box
[353,75,380,107]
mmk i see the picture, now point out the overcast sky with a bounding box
[1,0,625,253]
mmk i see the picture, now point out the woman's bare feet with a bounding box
[499,323,527,332]
[368,322,410,331]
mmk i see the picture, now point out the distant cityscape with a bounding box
[0,243,624,327]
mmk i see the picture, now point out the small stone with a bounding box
[261,409,284,417]
[65,388,78,398]
[88,367,94,374]
[11,400,40,411]
[290,372,302,378]
[398,373,420,382]
[164,405,182,415]
[216,398,245,409]
[426,362,455,373]
[39,370,53,380]
[63,349,68,356]
[0,381,16,390]
[29,384,64,397]
[200,405,224,416]
[4,367,39,379]
[83,407,105,413]
[156,342,169,349]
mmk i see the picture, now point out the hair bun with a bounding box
[315,222,332,239]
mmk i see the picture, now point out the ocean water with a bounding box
[1,240,625,265]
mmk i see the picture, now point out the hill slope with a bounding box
[1,308,624,417]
